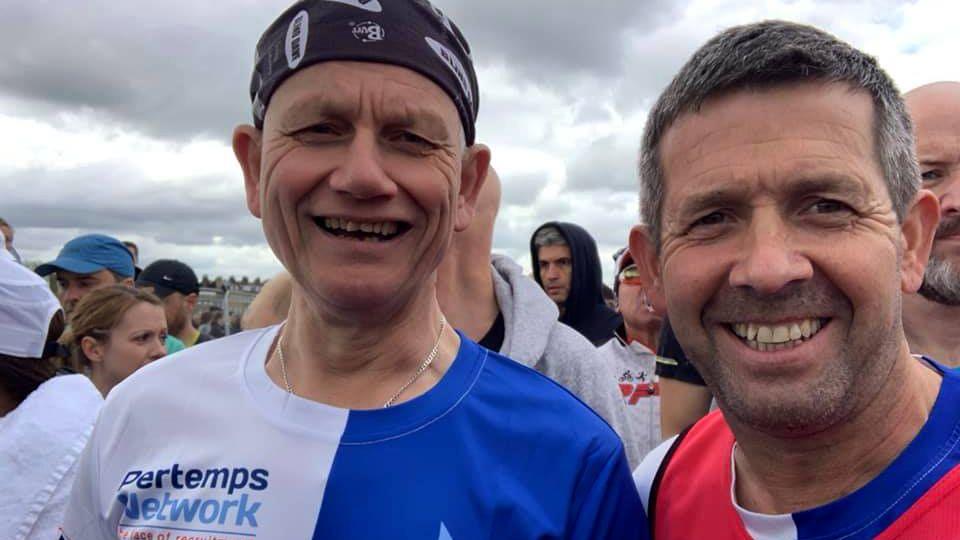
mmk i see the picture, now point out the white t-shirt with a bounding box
[62,326,643,539]
[1,374,102,540]
[597,335,662,457]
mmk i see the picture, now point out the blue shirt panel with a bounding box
[313,335,647,539]
[793,359,960,539]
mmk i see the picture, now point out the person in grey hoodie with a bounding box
[436,168,642,468]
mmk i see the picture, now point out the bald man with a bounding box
[242,168,641,467]
[904,82,960,365]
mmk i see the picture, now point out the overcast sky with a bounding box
[2,0,959,283]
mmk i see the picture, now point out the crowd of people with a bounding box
[0,1,958,539]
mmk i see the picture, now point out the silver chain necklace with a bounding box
[273,316,447,408]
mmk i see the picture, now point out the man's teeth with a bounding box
[732,319,823,352]
[323,218,398,236]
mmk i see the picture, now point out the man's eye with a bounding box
[391,131,433,147]
[295,123,342,138]
[921,169,943,183]
[807,199,853,215]
[691,212,729,229]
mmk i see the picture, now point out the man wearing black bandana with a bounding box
[61,2,645,539]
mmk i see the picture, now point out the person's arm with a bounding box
[658,377,713,439]
[655,319,712,439]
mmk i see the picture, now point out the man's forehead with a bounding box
[57,268,110,280]
[906,82,960,120]
[661,84,877,197]
[540,245,571,258]
[267,61,459,126]
[908,91,960,148]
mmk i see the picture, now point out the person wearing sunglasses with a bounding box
[599,247,665,458]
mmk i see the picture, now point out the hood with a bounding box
[490,254,558,367]
[530,221,621,344]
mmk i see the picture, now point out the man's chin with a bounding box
[717,380,850,437]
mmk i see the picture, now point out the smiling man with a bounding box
[630,21,957,539]
[903,82,960,365]
[61,2,643,539]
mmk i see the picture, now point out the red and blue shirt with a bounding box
[634,358,960,539]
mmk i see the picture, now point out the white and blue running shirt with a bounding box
[61,326,646,539]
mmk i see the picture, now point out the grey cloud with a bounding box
[565,134,640,191]
[1,164,261,249]
[500,171,547,207]
[0,1,680,141]
[445,1,680,87]
[0,1,285,141]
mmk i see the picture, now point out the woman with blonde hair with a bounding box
[68,284,168,397]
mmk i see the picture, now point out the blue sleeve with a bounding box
[568,440,650,540]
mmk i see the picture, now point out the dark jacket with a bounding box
[530,222,622,346]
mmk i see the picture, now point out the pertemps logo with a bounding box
[351,21,385,43]
[285,10,309,69]
[327,0,383,13]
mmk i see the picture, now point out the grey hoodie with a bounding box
[491,254,642,468]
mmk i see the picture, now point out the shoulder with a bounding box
[107,327,273,405]
[544,321,605,364]
[633,435,678,510]
[476,343,623,450]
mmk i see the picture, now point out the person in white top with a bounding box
[598,247,664,457]
[0,256,102,540]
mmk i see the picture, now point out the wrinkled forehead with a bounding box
[265,61,462,136]
[660,83,879,201]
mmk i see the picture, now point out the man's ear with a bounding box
[81,336,105,364]
[120,277,135,287]
[629,224,663,299]
[900,189,940,293]
[184,292,199,312]
[233,125,264,218]
[454,144,491,232]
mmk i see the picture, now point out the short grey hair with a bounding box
[533,226,567,248]
[639,20,919,251]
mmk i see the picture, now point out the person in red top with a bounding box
[630,20,957,539]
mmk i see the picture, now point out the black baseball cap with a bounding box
[136,259,200,298]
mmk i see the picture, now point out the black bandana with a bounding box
[249,0,479,145]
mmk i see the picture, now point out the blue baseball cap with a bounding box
[35,234,135,278]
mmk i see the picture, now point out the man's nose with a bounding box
[728,212,813,294]
[61,285,83,306]
[327,130,398,200]
[939,173,960,219]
